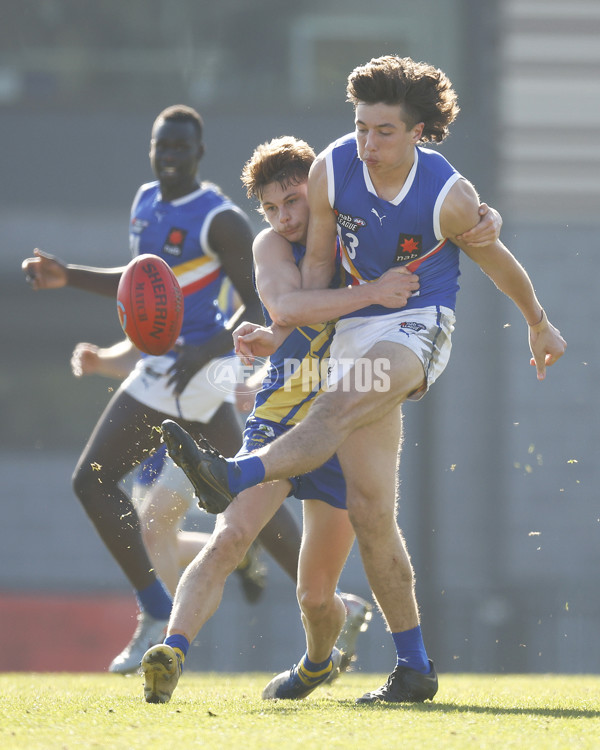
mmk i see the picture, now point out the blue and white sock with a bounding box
[392,625,430,674]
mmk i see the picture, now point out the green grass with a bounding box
[1,672,599,750]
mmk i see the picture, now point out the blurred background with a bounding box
[1,0,598,675]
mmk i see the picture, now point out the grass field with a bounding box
[1,672,599,750]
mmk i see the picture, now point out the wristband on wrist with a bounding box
[529,308,546,333]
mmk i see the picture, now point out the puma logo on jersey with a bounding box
[371,208,386,226]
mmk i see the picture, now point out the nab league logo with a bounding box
[130,217,149,234]
[399,321,426,333]
[335,210,367,233]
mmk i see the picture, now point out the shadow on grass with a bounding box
[343,700,600,719]
[249,700,600,719]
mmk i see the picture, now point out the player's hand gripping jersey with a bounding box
[325,133,463,317]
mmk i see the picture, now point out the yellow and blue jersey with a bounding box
[250,240,344,427]
[242,239,348,508]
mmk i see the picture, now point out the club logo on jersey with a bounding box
[399,321,426,333]
[394,234,422,264]
[130,217,149,234]
[257,423,276,439]
[335,210,366,232]
[245,423,277,449]
[162,227,188,256]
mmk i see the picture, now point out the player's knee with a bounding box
[297,585,333,620]
[347,492,381,527]
[212,521,255,570]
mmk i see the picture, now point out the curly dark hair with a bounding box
[346,55,460,144]
[153,105,204,144]
[241,136,316,200]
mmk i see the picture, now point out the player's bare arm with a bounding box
[442,179,566,379]
[254,228,419,328]
[301,156,339,291]
[209,208,263,328]
[166,207,261,396]
[22,248,124,296]
[456,203,503,247]
[71,338,140,379]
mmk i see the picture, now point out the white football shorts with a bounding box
[327,306,455,400]
[122,353,238,423]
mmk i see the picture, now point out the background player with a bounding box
[21,104,301,674]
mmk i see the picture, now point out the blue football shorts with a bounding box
[238,418,347,509]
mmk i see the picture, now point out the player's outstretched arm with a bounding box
[443,180,566,380]
[22,248,125,296]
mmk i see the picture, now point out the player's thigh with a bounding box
[318,339,424,433]
[298,500,355,594]
[74,388,165,483]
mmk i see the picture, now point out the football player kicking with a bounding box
[141,135,501,703]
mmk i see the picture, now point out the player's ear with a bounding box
[197,142,205,160]
[411,122,424,142]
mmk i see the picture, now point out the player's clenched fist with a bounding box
[373,266,420,308]
[22,248,68,290]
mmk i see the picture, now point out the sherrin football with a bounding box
[117,254,183,356]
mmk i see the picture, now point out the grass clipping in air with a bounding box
[1,672,599,750]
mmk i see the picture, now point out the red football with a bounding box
[117,254,183,356]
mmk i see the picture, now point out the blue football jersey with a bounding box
[325,133,463,317]
[129,181,243,349]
